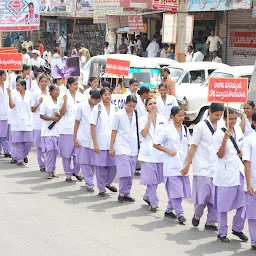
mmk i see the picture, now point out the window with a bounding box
[189,70,205,84]
[201,72,234,87]
[240,75,251,87]
[168,68,183,82]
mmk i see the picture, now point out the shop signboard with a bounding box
[152,0,178,11]
[128,16,144,32]
[253,0,256,18]
[187,0,251,11]
[229,32,256,48]
[106,58,130,76]
[120,0,152,9]
[208,78,248,103]
[93,0,123,23]
[0,0,40,31]
[162,14,194,44]
[39,0,72,13]
[77,0,94,12]
[0,53,23,70]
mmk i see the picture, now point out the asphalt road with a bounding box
[0,148,254,256]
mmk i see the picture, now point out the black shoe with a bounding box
[40,166,46,172]
[252,245,256,250]
[10,159,17,164]
[118,195,124,203]
[24,157,28,163]
[143,198,150,206]
[4,153,11,158]
[124,196,135,202]
[217,235,230,243]
[52,174,59,178]
[66,178,73,183]
[192,215,200,227]
[205,224,218,231]
[178,216,186,223]
[134,171,141,176]
[17,162,25,166]
[232,230,248,242]
[86,187,94,193]
[74,174,84,182]
[150,206,157,212]
[98,191,106,197]
[106,185,117,192]
[165,211,177,219]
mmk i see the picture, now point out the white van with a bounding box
[183,65,254,127]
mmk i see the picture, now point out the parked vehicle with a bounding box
[183,65,254,127]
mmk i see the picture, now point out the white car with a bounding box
[167,62,229,101]
[183,65,254,127]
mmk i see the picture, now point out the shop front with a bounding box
[226,9,256,66]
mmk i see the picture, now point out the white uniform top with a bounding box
[138,114,168,163]
[112,108,138,156]
[89,102,116,150]
[59,91,84,135]
[135,94,147,118]
[156,95,178,119]
[75,100,94,148]
[154,123,190,177]
[30,88,50,130]
[244,117,254,137]
[213,125,244,187]
[58,84,67,95]
[0,83,9,121]
[83,87,97,95]
[11,91,33,132]
[243,131,256,191]
[192,117,218,177]
[40,97,60,137]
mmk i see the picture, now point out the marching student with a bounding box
[156,83,178,120]
[109,95,138,203]
[53,78,66,95]
[138,98,167,212]
[74,91,101,192]
[31,75,50,172]
[136,86,150,118]
[8,78,33,166]
[129,78,139,95]
[154,106,191,223]
[240,101,255,137]
[181,103,224,230]
[0,70,11,158]
[213,107,248,243]
[59,77,84,183]
[84,77,99,95]
[90,87,117,197]
[40,85,61,179]
[243,112,256,250]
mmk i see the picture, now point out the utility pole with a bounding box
[175,0,187,62]
[0,32,2,47]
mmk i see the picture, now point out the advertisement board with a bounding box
[106,58,130,76]
[0,53,23,70]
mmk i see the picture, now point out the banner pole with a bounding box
[71,0,78,50]
[226,102,229,129]
[8,70,11,89]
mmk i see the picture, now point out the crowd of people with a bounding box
[0,67,256,250]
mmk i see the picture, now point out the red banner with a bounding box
[0,49,18,53]
[208,78,248,103]
[229,32,256,48]
[128,15,144,32]
[0,53,23,70]
[152,0,178,11]
[106,58,130,76]
[0,48,15,52]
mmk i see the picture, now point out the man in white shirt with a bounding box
[160,44,170,58]
[21,38,33,51]
[212,51,222,63]
[29,50,45,69]
[21,48,30,65]
[192,45,204,62]
[146,35,160,58]
[186,45,194,62]
[58,31,67,57]
[104,42,113,55]
[43,46,52,63]
[206,30,223,60]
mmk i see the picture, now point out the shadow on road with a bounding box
[133,218,176,232]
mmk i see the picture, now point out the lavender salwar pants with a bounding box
[37,148,45,167]
[13,142,32,163]
[81,164,95,188]
[62,156,80,177]
[45,150,58,174]
[119,177,132,196]
[248,219,256,246]
[96,166,116,191]
[143,185,159,207]
[217,207,245,237]
[0,137,10,154]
